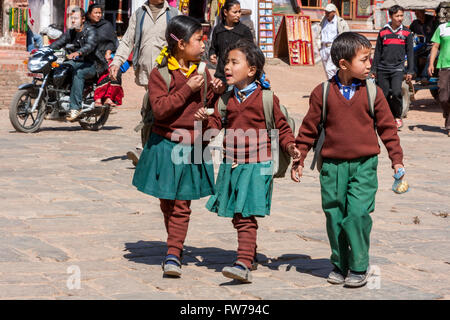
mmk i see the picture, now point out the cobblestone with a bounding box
[0,63,448,299]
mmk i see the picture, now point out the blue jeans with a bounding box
[27,31,43,52]
[64,60,97,110]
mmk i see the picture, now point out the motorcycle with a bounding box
[9,46,110,133]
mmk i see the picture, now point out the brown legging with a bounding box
[232,213,258,269]
[160,199,192,258]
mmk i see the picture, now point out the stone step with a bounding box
[347,20,377,31]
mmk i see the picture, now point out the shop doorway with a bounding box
[52,0,65,31]
[189,0,207,23]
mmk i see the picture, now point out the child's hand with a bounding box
[394,164,405,179]
[291,160,303,183]
[187,75,204,92]
[194,107,209,121]
[211,78,226,94]
[287,143,301,159]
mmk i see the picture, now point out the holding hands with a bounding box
[290,159,303,183]
[287,143,302,183]
[287,143,301,160]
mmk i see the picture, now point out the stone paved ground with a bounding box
[0,62,449,300]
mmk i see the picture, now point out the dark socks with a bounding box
[165,254,180,266]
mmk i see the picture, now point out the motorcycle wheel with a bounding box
[78,106,111,131]
[9,89,45,133]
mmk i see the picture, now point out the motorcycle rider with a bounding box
[410,9,438,81]
[50,6,98,121]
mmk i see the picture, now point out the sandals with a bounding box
[161,256,182,277]
[222,261,252,283]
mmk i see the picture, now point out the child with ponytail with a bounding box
[195,39,300,283]
[132,15,225,277]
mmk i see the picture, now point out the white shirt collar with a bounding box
[385,23,403,33]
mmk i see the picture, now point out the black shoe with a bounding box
[126,149,141,166]
[327,267,345,285]
[344,270,369,288]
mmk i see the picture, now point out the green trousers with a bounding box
[320,156,378,273]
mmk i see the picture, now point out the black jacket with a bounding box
[209,22,253,82]
[410,15,439,44]
[371,25,414,74]
[50,23,97,62]
[88,19,118,74]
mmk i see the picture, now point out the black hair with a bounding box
[161,15,202,66]
[389,5,404,16]
[330,32,372,67]
[220,0,241,25]
[225,39,265,81]
[70,6,86,19]
[87,4,103,15]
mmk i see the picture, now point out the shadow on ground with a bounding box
[409,98,441,113]
[408,124,448,134]
[123,241,332,279]
[32,125,122,132]
[101,155,129,162]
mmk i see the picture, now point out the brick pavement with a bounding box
[0,63,448,300]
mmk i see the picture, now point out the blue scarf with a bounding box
[234,81,258,103]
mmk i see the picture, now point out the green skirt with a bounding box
[206,161,273,218]
[132,133,215,200]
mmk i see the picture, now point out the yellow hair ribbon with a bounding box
[157,46,198,78]
[155,46,169,66]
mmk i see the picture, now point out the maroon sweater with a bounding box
[295,79,403,167]
[148,67,219,144]
[207,87,296,163]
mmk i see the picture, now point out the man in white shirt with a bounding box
[319,3,350,79]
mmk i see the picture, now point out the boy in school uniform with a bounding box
[291,32,405,288]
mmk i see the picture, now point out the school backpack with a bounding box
[310,78,377,171]
[134,62,208,147]
[217,89,296,178]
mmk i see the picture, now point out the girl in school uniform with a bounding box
[195,39,301,283]
[132,15,225,277]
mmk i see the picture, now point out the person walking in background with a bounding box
[109,0,179,165]
[209,0,253,84]
[410,9,438,81]
[428,15,450,136]
[371,5,414,130]
[86,4,124,107]
[318,3,350,79]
